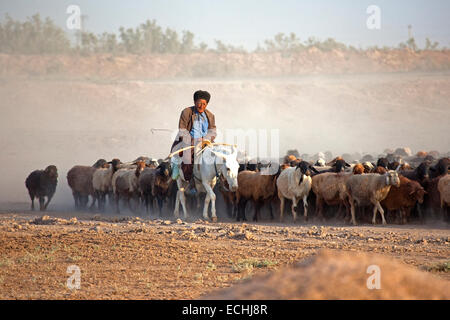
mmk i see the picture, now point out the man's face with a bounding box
[195,99,208,113]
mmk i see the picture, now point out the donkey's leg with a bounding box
[202,182,217,221]
[179,185,189,219]
[174,190,180,218]
[279,195,285,222]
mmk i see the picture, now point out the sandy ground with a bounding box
[0,206,448,299]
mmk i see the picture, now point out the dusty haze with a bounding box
[1,69,449,207]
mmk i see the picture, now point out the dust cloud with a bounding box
[0,72,449,207]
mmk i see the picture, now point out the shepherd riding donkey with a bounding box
[168,90,239,221]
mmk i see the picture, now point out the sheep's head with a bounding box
[296,161,318,184]
[386,170,400,187]
[157,161,171,177]
[400,162,412,171]
[333,159,350,172]
[375,166,388,174]
[388,161,401,170]
[326,156,343,166]
[377,157,389,169]
[315,158,326,167]
[109,158,122,171]
[44,165,58,178]
[363,162,374,173]
[93,159,108,168]
[417,161,431,181]
[135,161,146,176]
[352,164,364,175]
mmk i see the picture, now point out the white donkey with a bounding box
[173,144,239,221]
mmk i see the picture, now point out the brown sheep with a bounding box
[218,175,237,219]
[381,176,426,224]
[372,166,388,174]
[236,165,281,222]
[352,164,365,175]
[416,151,428,158]
[67,159,108,210]
[311,172,352,221]
[25,165,58,211]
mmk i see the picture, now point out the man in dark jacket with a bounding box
[171,90,216,181]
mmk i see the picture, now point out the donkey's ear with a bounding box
[231,145,237,157]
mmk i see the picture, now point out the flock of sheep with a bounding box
[24,147,450,226]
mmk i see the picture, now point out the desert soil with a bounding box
[0,208,448,299]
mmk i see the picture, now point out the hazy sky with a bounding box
[1,0,449,50]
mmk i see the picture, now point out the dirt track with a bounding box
[0,207,448,299]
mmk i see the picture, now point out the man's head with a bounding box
[193,90,210,113]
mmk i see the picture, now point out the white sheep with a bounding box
[276,161,317,222]
[345,169,401,225]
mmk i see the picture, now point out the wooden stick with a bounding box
[165,145,195,160]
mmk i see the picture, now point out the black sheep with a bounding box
[430,157,449,178]
[25,165,58,211]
